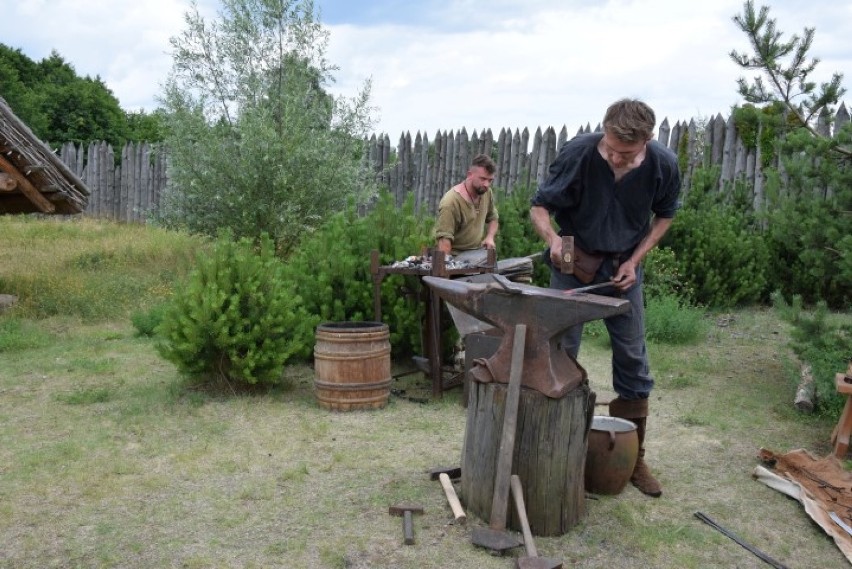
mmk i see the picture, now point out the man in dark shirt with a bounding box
[529,98,681,497]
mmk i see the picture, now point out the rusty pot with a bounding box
[585,416,639,495]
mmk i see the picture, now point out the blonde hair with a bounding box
[603,99,656,143]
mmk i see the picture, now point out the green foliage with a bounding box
[761,124,852,308]
[731,1,847,148]
[281,192,433,358]
[0,217,203,322]
[665,206,769,308]
[644,294,708,345]
[772,292,850,416]
[731,103,784,168]
[726,3,851,310]
[662,171,770,308]
[0,317,50,352]
[643,247,695,302]
[156,0,376,251]
[131,303,169,337]
[156,233,311,386]
[493,180,550,285]
[0,44,161,146]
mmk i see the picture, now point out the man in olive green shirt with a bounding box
[432,154,499,255]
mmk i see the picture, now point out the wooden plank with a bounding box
[0,153,55,213]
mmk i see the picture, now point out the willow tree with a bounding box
[157,0,376,251]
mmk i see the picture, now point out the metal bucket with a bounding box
[585,416,639,495]
[314,321,391,411]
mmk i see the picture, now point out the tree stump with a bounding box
[461,380,594,536]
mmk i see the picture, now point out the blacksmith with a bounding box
[529,98,681,497]
[432,154,500,255]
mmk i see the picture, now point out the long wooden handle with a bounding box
[439,473,467,524]
[490,323,526,530]
[510,474,538,557]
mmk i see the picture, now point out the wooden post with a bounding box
[461,380,594,536]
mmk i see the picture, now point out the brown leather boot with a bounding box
[609,397,663,497]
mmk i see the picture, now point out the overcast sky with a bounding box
[2,0,850,138]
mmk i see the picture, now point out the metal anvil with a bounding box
[422,274,630,398]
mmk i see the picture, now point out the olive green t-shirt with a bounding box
[432,189,498,253]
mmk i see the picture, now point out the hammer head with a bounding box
[560,236,574,274]
[516,558,564,569]
[428,465,461,481]
[388,504,424,516]
[471,527,523,554]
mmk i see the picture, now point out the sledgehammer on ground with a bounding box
[438,472,466,524]
[388,504,423,545]
[511,475,563,569]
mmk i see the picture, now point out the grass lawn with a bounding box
[0,310,848,568]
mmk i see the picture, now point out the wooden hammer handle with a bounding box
[490,324,526,530]
[439,473,467,524]
[402,510,414,545]
[510,474,538,558]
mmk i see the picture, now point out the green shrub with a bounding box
[772,292,850,416]
[764,185,851,309]
[645,294,708,344]
[643,247,694,302]
[156,233,311,387]
[131,303,168,337]
[493,181,550,286]
[663,169,770,308]
[761,123,851,309]
[281,191,433,359]
[664,204,769,308]
[581,293,707,347]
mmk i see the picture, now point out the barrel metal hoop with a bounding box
[314,378,393,391]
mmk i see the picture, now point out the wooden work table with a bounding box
[370,248,496,398]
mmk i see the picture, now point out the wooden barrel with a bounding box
[314,321,391,411]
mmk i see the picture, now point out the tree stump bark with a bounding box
[460,380,594,536]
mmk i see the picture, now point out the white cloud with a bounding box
[0,0,212,109]
[2,0,849,137]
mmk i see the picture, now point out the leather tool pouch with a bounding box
[573,243,605,284]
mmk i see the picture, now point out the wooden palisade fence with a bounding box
[58,104,849,224]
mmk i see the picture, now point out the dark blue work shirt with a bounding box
[530,133,681,255]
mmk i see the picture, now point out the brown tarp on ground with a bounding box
[754,448,852,563]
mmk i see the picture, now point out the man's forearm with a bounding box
[530,206,558,245]
[628,217,673,265]
[485,220,498,241]
[436,237,453,254]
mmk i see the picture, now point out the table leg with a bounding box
[371,250,383,322]
[832,373,852,459]
[425,287,444,398]
[832,400,852,458]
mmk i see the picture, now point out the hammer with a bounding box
[427,465,461,481]
[438,472,467,524]
[560,236,574,274]
[470,324,527,555]
[388,504,424,545]
[511,475,563,569]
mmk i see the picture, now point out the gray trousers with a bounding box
[550,261,653,400]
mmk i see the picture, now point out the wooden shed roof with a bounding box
[0,96,89,214]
